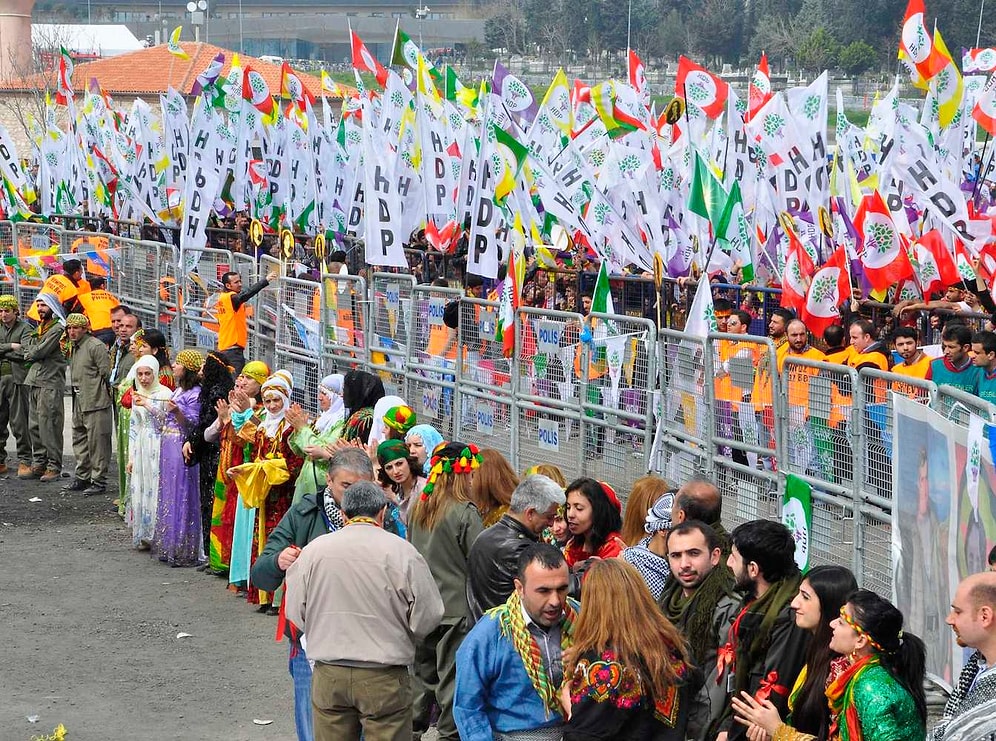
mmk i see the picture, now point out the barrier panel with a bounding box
[0,221,17,298]
[104,219,145,241]
[111,237,160,332]
[254,256,282,372]
[580,312,656,494]
[514,307,586,482]
[319,273,368,375]
[705,333,781,526]
[405,284,463,441]
[50,214,103,231]
[935,384,996,426]
[454,297,515,464]
[368,273,415,398]
[231,252,260,362]
[274,275,323,414]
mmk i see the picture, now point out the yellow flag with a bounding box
[168,26,189,60]
[932,30,963,129]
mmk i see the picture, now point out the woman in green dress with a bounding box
[733,589,927,741]
[285,374,345,504]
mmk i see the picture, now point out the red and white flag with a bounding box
[675,56,729,120]
[907,228,960,296]
[855,191,913,291]
[748,53,772,121]
[900,0,949,82]
[781,225,816,314]
[350,29,389,87]
[974,73,996,137]
[628,50,647,99]
[802,248,850,336]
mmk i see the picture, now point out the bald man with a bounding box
[930,572,996,739]
[670,475,730,555]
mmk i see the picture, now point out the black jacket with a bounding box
[466,514,539,621]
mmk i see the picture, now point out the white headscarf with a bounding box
[367,394,406,446]
[314,374,345,434]
[259,371,293,437]
[127,355,169,399]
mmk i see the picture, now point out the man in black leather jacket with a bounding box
[466,474,565,621]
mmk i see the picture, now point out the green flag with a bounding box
[687,151,727,227]
[715,181,755,283]
[591,260,615,316]
[782,474,813,573]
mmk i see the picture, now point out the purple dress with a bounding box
[151,385,203,567]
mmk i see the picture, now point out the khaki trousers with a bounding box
[71,399,113,486]
[0,376,31,464]
[312,663,411,741]
[28,386,64,471]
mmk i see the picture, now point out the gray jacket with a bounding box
[23,321,67,390]
[68,333,112,412]
[0,318,31,384]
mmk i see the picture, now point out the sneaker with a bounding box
[82,484,107,497]
[39,469,61,482]
[62,478,91,492]
[16,463,33,478]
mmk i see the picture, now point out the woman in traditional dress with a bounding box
[339,369,385,444]
[286,373,345,504]
[238,370,304,611]
[125,355,172,549]
[129,328,174,389]
[366,393,407,445]
[733,589,927,741]
[562,558,698,740]
[146,349,203,567]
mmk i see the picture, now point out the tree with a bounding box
[795,27,839,72]
[748,14,802,69]
[838,40,877,76]
[689,0,745,64]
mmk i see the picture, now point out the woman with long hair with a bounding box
[407,441,484,741]
[286,374,345,503]
[733,565,858,739]
[620,474,675,546]
[563,477,625,568]
[339,369,385,444]
[376,439,425,521]
[734,589,927,741]
[145,349,203,567]
[125,355,172,549]
[562,559,698,740]
[470,447,518,527]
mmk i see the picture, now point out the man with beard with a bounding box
[714,519,808,741]
[931,572,996,739]
[784,319,825,475]
[0,295,33,477]
[658,521,740,740]
[18,295,67,481]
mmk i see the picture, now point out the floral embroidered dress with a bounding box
[565,649,695,741]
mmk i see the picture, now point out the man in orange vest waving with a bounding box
[215,269,278,374]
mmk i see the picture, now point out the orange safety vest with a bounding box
[77,289,120,331]
[892,353,931,399]
[40,274,81,304]
[574,317,608,380]
[751,339,788,408]
[215,291,248,350]
[784,346,826,412]
[848,347,889,403]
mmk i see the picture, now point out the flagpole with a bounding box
[626,0,632,56]
[978,0,986,48]
[973,130,991,208]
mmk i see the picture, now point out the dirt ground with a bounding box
[0,439,296,740]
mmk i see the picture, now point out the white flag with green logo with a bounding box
[782,474,813,572]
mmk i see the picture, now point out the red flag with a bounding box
[748,53,772,121]
[781,226,816,314]
[242,66,276,117]
[802,248,850,336]
[900,0,949,81]
[974,72,996,136]
[628,50,647,97]
[675,56,729,119]
[855,192,913,291]
[350,29,388,87]
[908,229,960,296]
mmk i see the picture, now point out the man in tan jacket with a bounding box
[61,313,113,496]
[285,481,444,741]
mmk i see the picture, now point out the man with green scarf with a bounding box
[659,520,741,740]
[714,520,809,741]
[454,543,576,741]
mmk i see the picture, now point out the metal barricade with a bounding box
[935,384,996,426]
[580,312,656,496]
[319,272,368,374]
[51,214,102,231]
[705,333,780,526]
[0,221,18,299]
[231,252,259,362]
[206,227,248,254]
[156,242,182,348]
[111,237,160,331]
[652,327,714,490]
[13,222,67,307]
[255,256,282,372]
[368,273,415,398]
[780,357,862,574]
[275,275,323,414]
[455,297,515,464]
[178,247,235,351]
[405,284,463,440]
[514,307,586,483]
[104,219,145,241]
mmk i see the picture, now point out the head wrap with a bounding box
[377,439,410,465]
[126,355,169,399]
[644,491,674,534]
[240,360,270,386]
[176,349,204,372]
[367,394,406,446]
[259,369,293,437]
[384,405,417,435]
[599,481,622,513]
[0,295,18,310]
[314,374,345,435]
[342,369,385,414]
[421,441,483,499]
[35,292,66,324]
[65,313,89,328]
[405,424,444,475]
